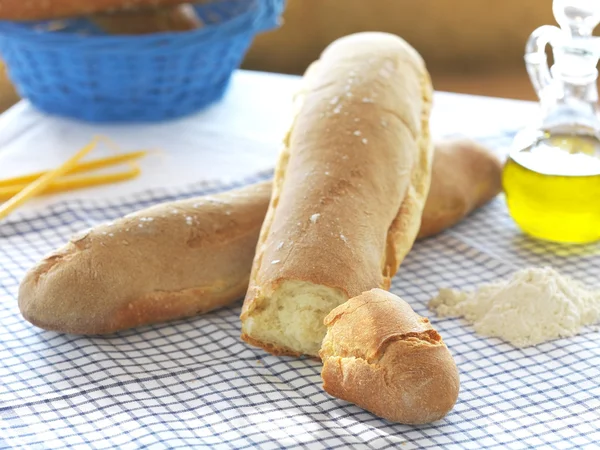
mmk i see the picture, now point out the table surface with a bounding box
[2,70,599,450]
[0,70,537,211]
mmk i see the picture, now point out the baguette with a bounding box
[90,4,203,35]
[418,138,502,239]
[0,0,194,21]
[18,138,500,335]
[240,32,434,357]
[320,288,460,424]
[19,182,271,335]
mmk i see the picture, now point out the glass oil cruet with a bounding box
[503,0,600,244]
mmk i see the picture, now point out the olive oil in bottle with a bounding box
[503,134,600,243]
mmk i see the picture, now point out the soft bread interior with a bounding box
[244,281,348,356]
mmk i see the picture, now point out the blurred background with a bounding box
[0,0,594,113]
[242,0,558,100]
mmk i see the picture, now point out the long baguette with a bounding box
[240,32,434,357]
[18,138,500,335]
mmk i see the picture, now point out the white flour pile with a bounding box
[429,267,600,347]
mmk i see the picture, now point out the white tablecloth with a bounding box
[2,70,598,450]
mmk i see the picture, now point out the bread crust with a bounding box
[241,32,434,356]
[0,0,192,21]
[18,181,271,334]
[417,138,502,239]
[90,4,202,35]
[320,288,460,424]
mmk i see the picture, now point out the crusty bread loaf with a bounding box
[418,138,502,239]
[0,0,197,21]
[320,288,460,424]
[90,4,203,35]
[18,139,500,335]
[18,182,271,335]
[240,32,434,357]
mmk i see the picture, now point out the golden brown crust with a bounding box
[417,138,502,239]
[17,138,500,336]
[320,288,460,425]
[0,0,195,21]
[18,181,271,335]
[241,32,434,356]
[90,4,202,35]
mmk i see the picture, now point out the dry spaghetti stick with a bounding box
[0,138,99,220]
[0,165,141,201]
[0,150,147,188]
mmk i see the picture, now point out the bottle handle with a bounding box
[524,25,562,100]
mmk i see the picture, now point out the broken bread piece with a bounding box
[240,32,434,357]
[320,288,460,425]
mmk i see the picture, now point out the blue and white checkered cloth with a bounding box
[1,133,599,449]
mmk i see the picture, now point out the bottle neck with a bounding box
[540,49,600,133]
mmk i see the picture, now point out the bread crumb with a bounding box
[139,217,154,222]
[333,105,342,114]
[276,241,284,250]
[340,234,348,243]
[310,213,320,224]
[138,224,144,228]
[362,138,368,144]
[271,260,281,265]
[108,233,114,237]
[325,171,330,175]
[171,209,179,214]
[186,216,193,225]
[330,96,340,105]
[353,130,361,136]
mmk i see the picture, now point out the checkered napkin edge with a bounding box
[1,132,600,450]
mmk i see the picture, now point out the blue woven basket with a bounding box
[0,0,284,123]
